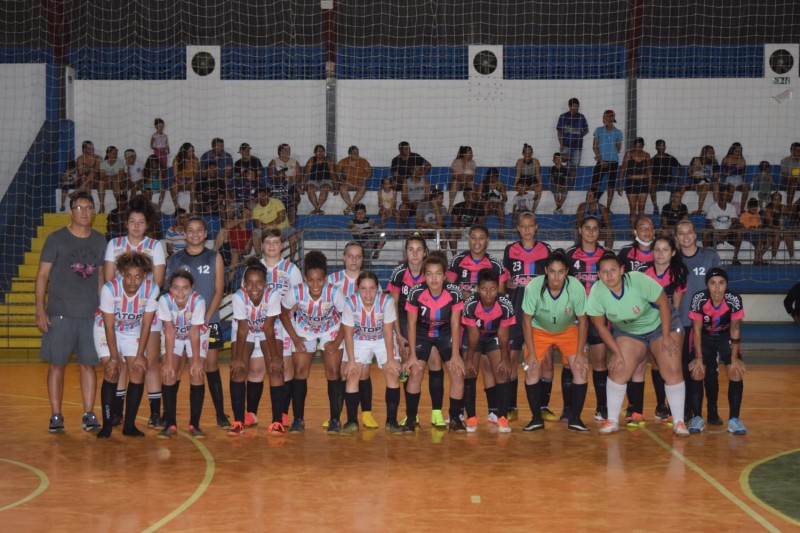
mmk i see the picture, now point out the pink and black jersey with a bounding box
[689,290,744,337]
[387,263,425,318]
[96,278,159,333]
[565,245,605,295]
[157,291,208,341]
[283,282,346,336]
[231,287,280,334]
[503,240,551,309]
[618,245,654,273]
[342,293,397,342]
[644,265,687,305]
[447,252,508,294]
[405,282,463,338]
[461,295,516,339]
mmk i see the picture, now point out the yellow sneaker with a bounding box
[430,409,447,428]
[507,408,519,422]
[362,411,379,429]
[541,407,558,421]
[322,419,329,429]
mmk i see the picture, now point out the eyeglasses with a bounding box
[72,205,95,212]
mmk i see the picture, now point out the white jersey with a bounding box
[104,236,166,279]
[96,278,159,333]
[283,282,346,336]
[157,291,208,341]
[327,270,382,298]
[260,258,303,299]
[342,293,396,342]
[232,287,281,335]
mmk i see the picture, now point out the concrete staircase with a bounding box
[0,212,107,359]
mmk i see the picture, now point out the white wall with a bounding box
[0,64,46,198]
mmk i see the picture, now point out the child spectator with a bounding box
[739,198,767,265]
[550,152,569,215]
[349,203,386,264]
[755,161,774,210]
[151,118,170,167]
[378,177,400,229]
[59,161,79,212]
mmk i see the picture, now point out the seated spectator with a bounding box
[719,142,750,214]
[621,137,651,229]
[649,139,683,216]
[391,141,430,190]
[449,146,476,212]
[267,143,302,193]
[233,143,264,180]
[514,144,543,213]
[349,203,386,264]
[399,166,431,228]
[687,156,710,215]
[549,152,569,215]
[142,154,166,210]
[377,177,400,229]
[512,181,535,227]
[337,145,372,215]
[106,192,129,240]
[76,140,101,193]
[229,167,260,212]
[450,188,484,252]
[194,160,225,215]
[214,206,253,287]
[739,198,767,265]
[252,187,296,260]
[170,142,199,213]
[268,164,300,226]
[660,189,689,232]
[164,208,188,257]
[124,149,145,199]
[415,188,446,238]
[700,145,720,208]
[576,190,613,250]
[764,191,795,262]
[781,142,800,205]
[100,145,125,215]
[200,137,233,184]
[479,167,508,228]
[784,281,800,326]
[755,161,774,210]
[304,144,335,215]
[704,189,742,265]
[59,161,79,212]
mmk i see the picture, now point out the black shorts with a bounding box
[518,175,536,188]
[700,335,741,366]
[587,321,604,346]
[461,336,501,355]
[509,326,525,352]
[415,334,453,363]
[208,322,224,350]
[624,177,650,195]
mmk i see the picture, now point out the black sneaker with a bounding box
[82,412,101,431]
[448,418,466,432]
[708,413,724,426]
[326,419,342,434]
[147,414,164,428]
[523,419,545,432]
[289,418,305,433]
[216,413,232,429]
[402,420,419,433]
[385,420,403,433]
[49,413,65,433]
[654,405,671,422]
[568,420,590,432]
[111,413,123,427]
[122,426,145,437]
[559,406,571,423]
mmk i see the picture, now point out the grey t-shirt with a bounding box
[165,247,221,323]
[679,246,721,326]
[40,227,107,318]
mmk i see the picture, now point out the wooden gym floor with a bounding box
[0,354,798,532]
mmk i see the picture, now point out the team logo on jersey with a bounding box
[632,306,640,315]
[565,307,572,315]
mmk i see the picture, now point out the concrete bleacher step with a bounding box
[5,293,35,304]
[11,279,35,292]
[0,303,36,315]
[17,265,38,278]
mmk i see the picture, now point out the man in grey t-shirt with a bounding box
[35,191,107,433]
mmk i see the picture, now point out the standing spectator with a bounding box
[590,109,624,212]
[780,142,800,205]
[391,141,431,190]
[719,142,750,214]
[549,152,569,215]
[252,187,296,260]
[233,143,264,180]
[99,146,125,215]
[164,208,188,257]
[661,190,689,231]
[576,190,614,250]
[170,142,199,213]
[513,144,543,213]
[449,146,477,212]
[556,97,589,180]
[377,177,400,229]
[200,137,233,184]
[269,162,300,226]
[124,149,144,200]
[621,137,652,229]
[35,191,107,433]
[649,140,683,217]
[76,140,101,196]
[150,118,170,168]
[479,167,508,228]
[784,281,800,326]
[337,145,372,215]
[755,161,775,210]
[399,165,431,228]
[304,144,335,215]
[704,189,742,264]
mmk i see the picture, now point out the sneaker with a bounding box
[148,414,164,429]
[448,418,466,432]
[361,411,379,429]
[399,415,419,426]
[430,409,447,428]
[507,408,519,422]
[402,421,419,433]
[188,425,206,438]
[341,421,359,435]
[158,425,178,438]
[727,417,747,435]
[688,416,706,434]
[708,413,724,426]
[49,413,65,433]
[289,418,305,433]
[281,413,290,427]
[523,419,545,432]
[244,412,258,427]
[111,413,123,427]
[81,412,100,431]
[626,412,646,428]
[465,416,478,433]
[541,407,557,421]
[594,407,608,421]
[487,412,499,425]
[226,421,245,436]
[598,419,619,434]
[122,426,145,437]
[497,416,511,433]
[216,413,232,429]
[267,422,287,435]
[559,406,571,423]
[623,405,634,420]
[654,405,672,422]
[322,419,329,429]
[673,420,690,437]
[327,419,342,434]
[569,420,590,432]
[385,420,403,433]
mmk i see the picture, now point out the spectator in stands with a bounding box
[233,142,264,180]
[621,137,651,229]
[141,154,165,210]
[781,142,800,205]
[739,198,767,265]
[704,188,742,265]
[76,139,101,196]
[687,156,709,215]
[350,203,386,264]
[267,143,301,189]
[479,167,508,228]
[99,146,125,215]
[304,144,335,215]
[649,139,683,217]
[150,118,170,167]
[755,161,775,210]
[784,281,800,325]
[106,192,128,240]
[576,190,613,250]
[449,146,477,212]
[764,191,795,263]
[719,142,750,214]
[194,159,226,216]
[549,152,569,215]
[591,109,623,212]
[200,137,233,184]
[700,145,721,206]
[59,161,79,212]
[378,176,400,230]
[170,142,199,213]
[252,187,296,260]
[164,208,188,257]
[214,206,253,286]
[268,161,300,226]
[512,181,535,227]
[229,167,260,213]
[450,188,483,252]
[337,145,372,215]
[415,189,446,238]
[124,149,144,199]
[391,141,431,190]
[556,97,589,180]
[399,165,431,228]
[513,144,543,213]
[660,189,689,232]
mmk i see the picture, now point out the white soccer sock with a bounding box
[606,378,627,424]
[664,382,686,424]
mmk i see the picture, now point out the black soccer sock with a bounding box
[652,369,667,408]
[464,377,478,418]
[385,387,400,423]
[526,382,543,423]
[541,377,553,408]
[569,383,588,424]
[495,382,509,418]
[246,380,264,415]
[100,379,116,430]
[428,369,445,411]
[345,392,360,424]
[593,370,608,409]
[690,379,704,419]
[485,385,498,415]
[728,380,744,419]
[629,381,645,414]
[162,383,177,427]
[113,389,126,420]
[327,380,344,421]
[205,370,226,416]
[509,377,519,409]
[359,377,373,411]
[561,367,574,410]
[123,382,144,431]
[405,391,421,423]
[705,369,720,418]
[448,397,464,422]
[293,378,308,419]
[189,383,205,428]
[282,379,294,416]
[148,390,162,417]
[230,380,246,423]
[269,385,285,424]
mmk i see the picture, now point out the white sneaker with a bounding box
[487,412,499,424]
[599,419,619,434]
